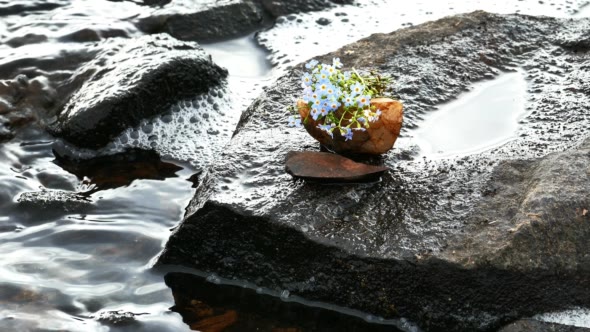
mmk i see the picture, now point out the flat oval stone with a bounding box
[285,151,388,182]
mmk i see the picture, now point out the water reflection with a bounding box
[413,71,528,158]
[166,272,404,332]
[53,148,183,193]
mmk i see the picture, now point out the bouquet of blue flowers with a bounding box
[288,58,391,141]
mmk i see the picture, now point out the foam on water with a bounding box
[536,308,590,328]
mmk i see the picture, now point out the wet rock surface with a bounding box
[48,34,227,149]
[159,11,590,331]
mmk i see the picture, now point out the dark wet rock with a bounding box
[285,151,388,182]
[53,148,182,193]
[165,272,405,332]
[316,17,332,25]
[49,34,227,149]
[0,74,54,142]
[159,12,590,332]
[136,0,354,42]
[58,28,129,43]
[107,0,171,6]
[17,190,92,212]
[136,0,265,42]
[6,33,48,48]
[0,0,69,16]
[257,0,346,17]
[498,319,590,332]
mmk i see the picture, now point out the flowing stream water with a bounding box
[1,0,590,331]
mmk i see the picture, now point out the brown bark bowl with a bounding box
[297,97,403,155]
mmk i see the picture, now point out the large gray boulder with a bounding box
[48,34,227,149]
[136,0,353,42]
[136,0,265,42]
[158,11,590,331]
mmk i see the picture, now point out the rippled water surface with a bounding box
[1,0,590,331]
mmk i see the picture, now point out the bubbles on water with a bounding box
[100,83,242,170]
[206,274,221,284]
[280,290,290,300]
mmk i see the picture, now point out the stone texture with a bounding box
[285,151,388,182]
[158,12,590,332]
[298,98,403,155]
[48,34,227,149]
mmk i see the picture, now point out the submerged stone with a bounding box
[48,34,227,149]
[285,151,388,182]
[17,190,92,212]
[159,12,590,332]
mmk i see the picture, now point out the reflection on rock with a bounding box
[166,272,403,332]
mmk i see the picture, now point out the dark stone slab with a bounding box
[136,0,265,42]
[0,0,69,16]
[48,34,227,149]
[136,0,353,42]
[285,151,388,182]
[158,12,590,331]
[498,319,590,332]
